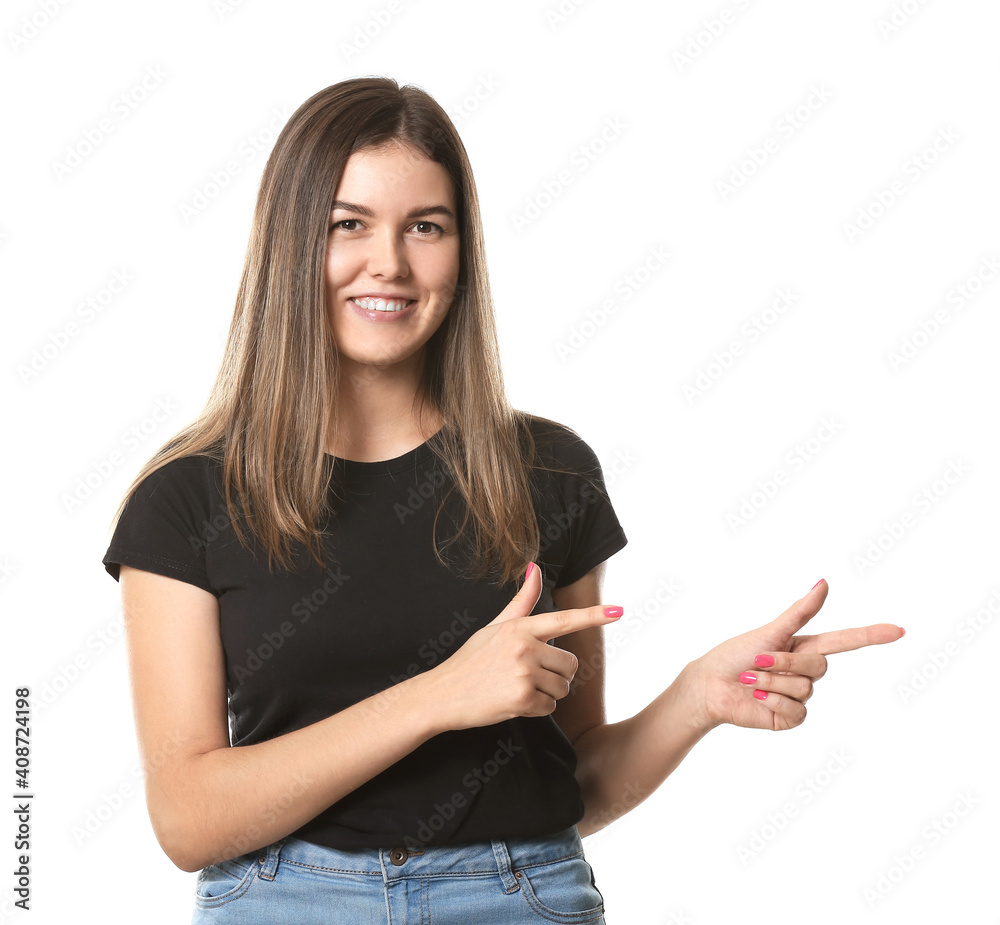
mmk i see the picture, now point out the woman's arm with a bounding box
[121,565,442,872]
[121,562,615,873]
[551,570,904,837]
[550,566,709,837]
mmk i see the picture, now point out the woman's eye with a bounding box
[328,219,443,235]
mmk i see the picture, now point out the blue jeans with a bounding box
[190,824,606,924]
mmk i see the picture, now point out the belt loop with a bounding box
[257,837,287,881]
[491,839,519,893]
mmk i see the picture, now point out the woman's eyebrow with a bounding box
[330,200,456,221]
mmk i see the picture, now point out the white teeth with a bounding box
[352,297,411,312]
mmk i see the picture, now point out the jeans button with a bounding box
[389,848,407,866]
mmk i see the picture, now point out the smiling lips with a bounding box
[351,296,415,313]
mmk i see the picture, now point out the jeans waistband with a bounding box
[258,825,584,888]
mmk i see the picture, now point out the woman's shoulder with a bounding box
[136,449,221,486]
[521,411,577,440]
[105,450,226,592]
[124,449,225,513]
[518,411,603,474]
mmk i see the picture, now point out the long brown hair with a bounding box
[109,76,542,584]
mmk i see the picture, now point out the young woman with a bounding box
[102,76,903,924]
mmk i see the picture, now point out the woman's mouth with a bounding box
[348,297,419,323]
[350,297,416,313]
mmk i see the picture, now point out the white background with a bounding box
[2,0,997,922]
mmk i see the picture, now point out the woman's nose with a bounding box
[367,229,408,278]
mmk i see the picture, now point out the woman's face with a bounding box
[325,141,461,378]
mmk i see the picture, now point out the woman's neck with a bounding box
[328,357,442,462]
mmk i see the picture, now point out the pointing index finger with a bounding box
[795,623,904,655]
[526,605,623,641]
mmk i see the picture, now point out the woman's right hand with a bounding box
[420,562,622,731]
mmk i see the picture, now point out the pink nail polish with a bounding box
[754,654,775,668]
[812,578,825,590]
[603,606,623,620]
[899,626,906,637]
[739,671,757,684]
[753,690,768,700]
[525,562,536,580]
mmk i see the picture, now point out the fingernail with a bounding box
[754,654,775,668]
[753,690,768,700]
[525,562,536,581]
[812,578,825,590]
[603,606,623,620]
[899,626,906,637]
[739,671,757,684]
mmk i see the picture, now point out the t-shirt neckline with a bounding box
[325,430,441,477]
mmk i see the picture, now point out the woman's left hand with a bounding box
[679,579,904,733]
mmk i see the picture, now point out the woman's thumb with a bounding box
[490,561,543,624]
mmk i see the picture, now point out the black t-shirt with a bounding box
[102,415,627,851]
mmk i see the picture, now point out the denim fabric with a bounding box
[190,824,605,924]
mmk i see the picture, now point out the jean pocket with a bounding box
[516,853,606,923]
[193,852,259,908]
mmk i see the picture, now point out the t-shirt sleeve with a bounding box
[102,456,217,596]
[532,420,628,588]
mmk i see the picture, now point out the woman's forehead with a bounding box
[332,145,456,212]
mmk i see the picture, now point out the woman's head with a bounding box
[238,75,500,430]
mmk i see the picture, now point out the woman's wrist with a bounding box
[387,668,455,739]
[674,657,723,736]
